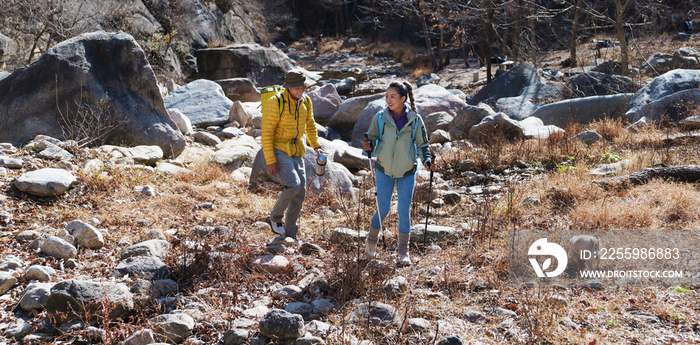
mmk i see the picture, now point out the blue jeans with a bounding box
[371,169,415,235]
[270,149,306,238]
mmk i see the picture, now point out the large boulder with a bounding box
[626,69,700,122]
[196,44,297,87]
[215,78,261,103]
[671,47,700,70]
[211,135,261,169]
[350,84,467,147]
[532,94,633,128]
[46,279,134,322]
[518,83,564,100]
[468,62,543,105]
[307,84,343,126]
[628,89,700,123]
[424,112,454,135]
[469,113,525,142]
[519,117,564,139]
[568,72,636,98]
[0,33,18,63]
[449,103,498,140]
[0,31,184,157]
[495,96,541,120]
[640,53,675,75]
[163,79,233,127]
[327,94,384,141]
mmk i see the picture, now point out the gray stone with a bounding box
[568,72,636,97]
[628,88,700,123]
[318,77,356,95]
[383,276,408,298]
[134,185,156,196]
[272,285,304,300]
[150,313,195,344]
[196,44,297,87]
[19,282,53,310]
[0,31,185,157]
[331,141,370,171]
[4,320,33,339]
[14,168,76,196]
[449,103,498,141]
[330,227,367,243]
[580,279,605,290]
[120,239,171,261]
[259,309,305,339]
[37,143,74,161]
[24,265,55,282]
[252,255,289,274]
[167,108,193,135]
[215,78,261,103]
[641,53,675,75]
[560,317,580,330]
[327,94,384,141]
[311,299,334,315]
[126,146,164,165]
[0,255,22,271]
[211,135,260,169]
[0,156,24,169]
[469,113,524,142]
[16,230,41,243]
[307,84,343,126]
[492,307,517,318]
[495,96,541,120]
[0,272,17,295]
[465,310,487,323]
[424,111,454,135]
[114,256,168,279]
[626,69,700,121]
[406,318,431,333]
[285,302,312,316]
[66,220,104,249]
[671,47,700,70]
[575,130,603,145]
[0,33,18,60]
[305,320,332,337]
[469,62,543,105]
[532,93,633,128]
[223,328,249,345]
[294,335,325,345]
[349,302,400,327]
[430,129,451,144]
[519,83,564,100]
[40,236,77,260]
[193,131,222,146]
[417,73,440,87]
[46,279,134,322]
[436,335,464,345]
[519,117,564,140]
[164,79,233,127]
[228,101,250,128]
[590,160,627,176]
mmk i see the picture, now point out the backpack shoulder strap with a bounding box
[275,92,285,117]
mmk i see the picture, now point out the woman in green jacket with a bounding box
[363,82,435,266]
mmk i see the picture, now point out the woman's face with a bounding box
[385,87,406,114]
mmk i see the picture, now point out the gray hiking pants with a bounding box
[271,149,306,238]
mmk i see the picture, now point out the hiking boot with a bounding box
[365,240,377,258]
[268,218,285,235]
[398,253,412,266]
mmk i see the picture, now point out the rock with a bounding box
[24,265,55,282]
[197,44,298,86]
[164,79,233,127]
[120,239,171,260]
[628,88,700,123]
[465,310,487,323]
[167,108,193,135]
[243,305,270,319]
[252,255,289,274]
[519,117,564,139]
[229,101,250,128]
[259,309,305,339]
[327,94,384,141]
[330,227,367,243]
[272,285,304,300]
[156,162,189,175]
[46,279,134,322]
[590,160,626,176]
[16,230,41,243]
[430,129,451,144]
[575,130,603,145]
[307,84,343,126]
[223,328,249,345]
[436,335,464,345]
[532,94,633,128]
[351,84,468,147]
[211,135,260,169]
[383,276,408,298]
[193,131,223,146]
[37,143,74,161]
[469,113,525,142]
[150,313,195,344]
[0,272,17,295]
[66,220,104,249]
[4,320,33,339]
[19,282,53,310]
[671,47,700,70]
[626,69,700,122]
[14,168,76,196]
[215,78,261,103]
[449,103,498,140]
[0,31,185,157]
[547,294,567,307]
[96,145,164,166]
[492,307,517,318]
[568,72,636,97]
[681,115,700,130]
[417,73,440,87]
[0,255,23,271]
[134,185,156,196]
[40,236,77,260]
[0,33,19,61]
[406,318,431,333]
[344,37,363,48]
[469,62,543,105]
[285,301,313,316]
[641,53,675,75]
[121,329,156,345]
[408,225,462,244]
[329,140,369,170]
[300,243,324,255]
[424,111,454,135]
[114,256,169,279]
[348,302,400,327]
[318,77,356,95]
[495,96,542,120]
[580,279,605,290]
[311,299,334,315]
[0,156,23,169]
[305,320,332,337]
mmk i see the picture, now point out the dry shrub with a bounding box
[175,161,226,185]
[589,118,628,142]
[207,37,232,48]
[317,38,344,53]
[369,41,431,71]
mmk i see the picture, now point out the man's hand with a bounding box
[267,163,277,175]
[315,147,325,155]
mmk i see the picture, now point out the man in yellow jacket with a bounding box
[262,70,324,242]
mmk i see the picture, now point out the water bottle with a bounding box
[315,153,327,176]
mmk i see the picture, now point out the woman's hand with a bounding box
[363,140,373,153]
[425,161,436,171]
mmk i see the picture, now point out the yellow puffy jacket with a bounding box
[261,89,321,165]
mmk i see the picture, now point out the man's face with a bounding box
[288,86,307,101]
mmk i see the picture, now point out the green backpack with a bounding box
[260,85,311,118]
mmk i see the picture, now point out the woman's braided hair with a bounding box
[388,81,417,113]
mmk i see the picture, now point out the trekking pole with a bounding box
[364,134,386,250]
[423,153,436,253]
